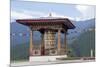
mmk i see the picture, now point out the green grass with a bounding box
[10,43,29,61]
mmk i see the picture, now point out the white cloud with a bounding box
[12,7,95,22]
[50,12,75,20]
[11,10,75,22]
[22,10,47,17]
[11,11,33,22]
[75,5,95,20]
[11,10,46,22]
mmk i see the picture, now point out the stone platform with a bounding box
[29,55,67,62]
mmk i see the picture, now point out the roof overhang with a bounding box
[16,18,75,29]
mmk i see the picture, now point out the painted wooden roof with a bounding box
[16,17,75,29]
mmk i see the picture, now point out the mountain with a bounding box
[67,18,95,44]
[69,27,95,57]
[10,18,95,61]
[10,22,41,46]
[10,18,95,45]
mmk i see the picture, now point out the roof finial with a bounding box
[49,13,52,17]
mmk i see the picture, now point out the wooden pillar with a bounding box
[58,29,61,55]
[29,29,33,56]
[41,32,45,55]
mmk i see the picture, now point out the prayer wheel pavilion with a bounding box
[16,14,75,61]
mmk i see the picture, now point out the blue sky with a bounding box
[11,1,95,22]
